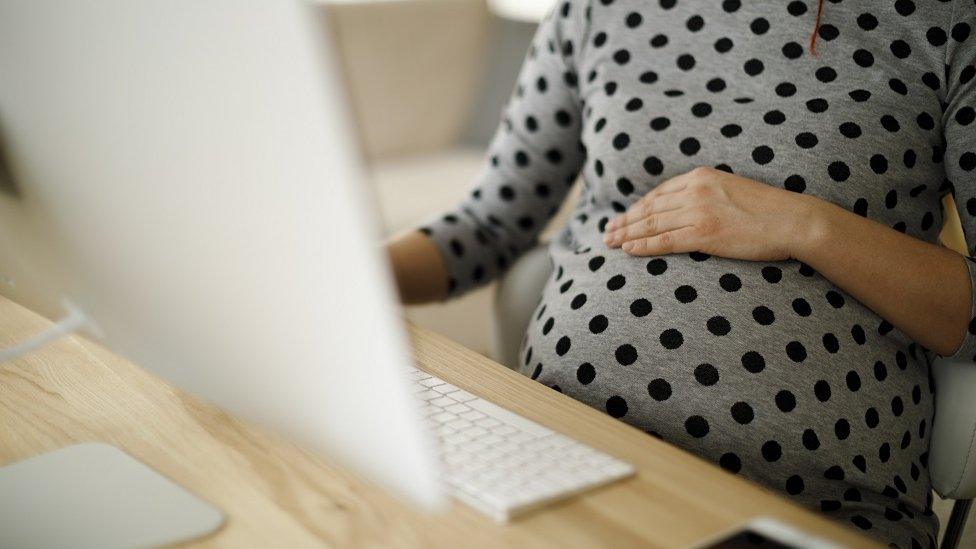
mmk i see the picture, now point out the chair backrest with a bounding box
[491,245,552,371]
[493,245,976,500]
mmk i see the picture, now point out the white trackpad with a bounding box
[0,443,225,548]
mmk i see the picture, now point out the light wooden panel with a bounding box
[325,0,491,161]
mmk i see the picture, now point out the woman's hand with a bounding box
[603,167,822,261]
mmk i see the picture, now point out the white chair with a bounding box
[929,361,976,548]
[492,244,974,549]
[492,245,553,371]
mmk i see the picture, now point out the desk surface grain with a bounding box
[0,295,877,548]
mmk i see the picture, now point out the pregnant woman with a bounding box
[387,1,976,546]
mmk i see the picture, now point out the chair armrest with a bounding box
[930,357,976,499]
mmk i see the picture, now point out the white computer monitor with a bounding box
[0,0,444,510]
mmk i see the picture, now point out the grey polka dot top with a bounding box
[421,1,976,545]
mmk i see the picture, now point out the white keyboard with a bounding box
[408,368,635,522]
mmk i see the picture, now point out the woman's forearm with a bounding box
[386,230,449,305]
[795,198,972,357]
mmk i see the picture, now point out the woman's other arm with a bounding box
[385,2,589,305]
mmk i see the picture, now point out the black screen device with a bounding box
[702,528,798,549]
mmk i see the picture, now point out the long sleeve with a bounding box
[943,2,976,360]
[420,2,589,298]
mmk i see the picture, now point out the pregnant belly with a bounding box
[518,241,930,472]
[519,245,895,384]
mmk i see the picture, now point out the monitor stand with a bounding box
[0,443,225,549]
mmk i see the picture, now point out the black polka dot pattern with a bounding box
[420,2,972,547]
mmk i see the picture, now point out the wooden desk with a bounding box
[0,295,877,548]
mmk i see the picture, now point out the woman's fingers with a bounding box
[620,226,700,256]
[606,188,688,231]
[647,175,690,197]
[604,208,694,247]
[645,171,692,197]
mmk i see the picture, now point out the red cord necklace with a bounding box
[809,0,825,55]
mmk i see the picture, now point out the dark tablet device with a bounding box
[697,518,841,549]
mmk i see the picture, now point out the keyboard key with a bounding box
[448,390,477,403]
[446,418,473,431]
[431,412,456,424]
[477,417,503,429]
[460,410,486,421]
[446,403,469,414]
[433,383,460,394]
[431,396,456,407]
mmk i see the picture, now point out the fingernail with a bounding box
[622,241,634,252]
[606,219,617,231]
